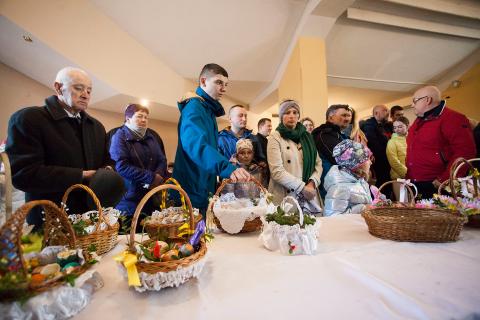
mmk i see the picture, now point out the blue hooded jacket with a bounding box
[173,87,236,209]
[218,127,254,161]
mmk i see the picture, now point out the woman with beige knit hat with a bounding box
[267,100,323,214]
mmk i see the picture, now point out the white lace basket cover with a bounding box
[210,192,274,234]
[260,196,321,255]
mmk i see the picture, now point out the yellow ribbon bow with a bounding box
[114,251,141,287]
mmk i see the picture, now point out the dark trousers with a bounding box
[415,181,436,199]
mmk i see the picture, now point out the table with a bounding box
[76,215,480,320]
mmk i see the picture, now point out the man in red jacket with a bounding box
[406,86,476,198]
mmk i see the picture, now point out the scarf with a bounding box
[276,122,317,183]
[125,122,147,139]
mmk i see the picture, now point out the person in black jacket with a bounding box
[362,105,393,193]
[251,118,271,186]
[311,104,352,198]
[6,67,121,228]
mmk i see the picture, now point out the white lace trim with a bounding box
[118,258,206,292]
[0,271,103,320]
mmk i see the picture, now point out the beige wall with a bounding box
[0,62,178,161]
[0,62,54,139]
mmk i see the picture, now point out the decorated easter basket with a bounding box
[260,196,321,255]
[209,177,272,234]
[437,157,480,228]
[141,178,202,239]
[117,184,207,292]
[0,152,13,223]
[61,184,119,255]
[0,200,93,302]
[362,180,467,242]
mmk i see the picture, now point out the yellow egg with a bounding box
[161,249,179,262]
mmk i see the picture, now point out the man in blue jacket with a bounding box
[173,64,250,215]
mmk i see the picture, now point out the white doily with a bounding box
[118,258,206,292]
[212,193,274,234]
[0,271,103,320]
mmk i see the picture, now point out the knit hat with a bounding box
[278,100,300,122]
[333,139,372,170]
[236,138,253,153]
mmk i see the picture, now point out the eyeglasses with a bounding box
[412,96,429,105]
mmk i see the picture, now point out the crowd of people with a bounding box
[4,64,478,229]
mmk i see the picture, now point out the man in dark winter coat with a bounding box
[362,104,392,191]
[6,67,117,228]
[311,104,352,198]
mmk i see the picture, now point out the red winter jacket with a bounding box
[406,102,476,183]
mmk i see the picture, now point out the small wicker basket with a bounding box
[210,177,267,233]
[142,178,201,239]
[0,200,91,301]
[125,184,207,290]
[437,157,480,228]
[362,180,467,242]
[61,184,119,255]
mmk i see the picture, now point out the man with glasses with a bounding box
[406,85,475,198]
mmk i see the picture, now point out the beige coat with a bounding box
[267,131,323,208]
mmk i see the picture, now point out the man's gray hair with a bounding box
[326,104,351,121]
[55,67,89,85]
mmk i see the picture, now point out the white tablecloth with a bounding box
[76,215,480,320]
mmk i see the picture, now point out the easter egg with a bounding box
[179,244,194,257]
[62,262,81,273]
[56,249,78,267]
[30,273,47,286]
[161,249,179,262]
[39,263,61,276]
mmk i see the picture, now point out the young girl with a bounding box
[323,139,373,216]
[386,116,409,200]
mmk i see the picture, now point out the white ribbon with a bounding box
[458,176,473,197]
[396,178,418,203]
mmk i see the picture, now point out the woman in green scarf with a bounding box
[267,100,323,214]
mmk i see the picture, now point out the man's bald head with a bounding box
[54,67,92,113]
[373,104,389,122]
[412,85,442,117]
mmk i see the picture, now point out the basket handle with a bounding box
[378,180,417,205]
[280,196,304,226]
[160,177,186,210]
[442,158,479,201]
[61,184,106,232]
[214,176,266,198]
[129,184,194,252]
[0,152,13,221]
[0,200,76,278]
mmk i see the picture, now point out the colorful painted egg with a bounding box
[161,249,179,262]
[56,249,78,267]
[62,262,81,273]
[179,243,194,257]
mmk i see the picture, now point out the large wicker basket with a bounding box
[0,200,91,301]
[437,157,480,228]
[125,184,207,291]
[0,151,13,223]
[61,184,119,255]
[142,178,201,239]
[362,180,467,242]
[210,177,267,234]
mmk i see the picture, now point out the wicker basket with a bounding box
[0,200,91,301]
[362,180,467,242]
[142,178,201,239]
[125,184,207,291]
[61,184,119,255]
[438,157,480,228]
[0,152,13,222]
[210,177,267,234]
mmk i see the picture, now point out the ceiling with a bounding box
[0,0,479,121]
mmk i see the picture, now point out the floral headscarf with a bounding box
[333,139,372,170]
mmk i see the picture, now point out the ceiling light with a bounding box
[452,80,461,88]
[140,99,149,107]
[23,35,33,43]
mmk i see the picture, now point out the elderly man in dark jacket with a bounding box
[362,105,392,192]
[311,104,352,198]
[6,67,118,228]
